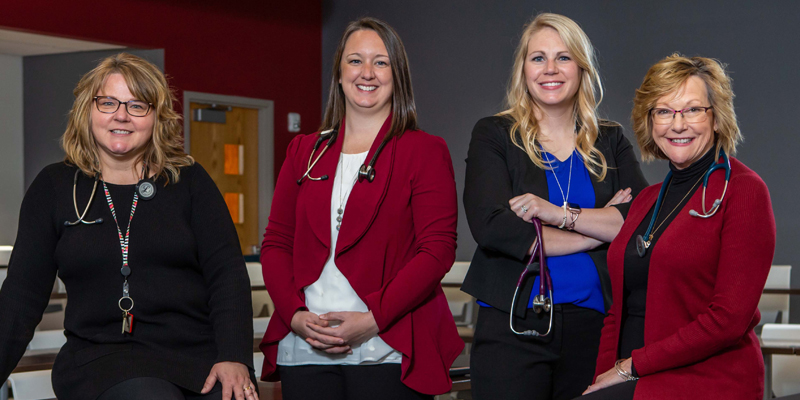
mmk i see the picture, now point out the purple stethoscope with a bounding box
[509,217,554,337]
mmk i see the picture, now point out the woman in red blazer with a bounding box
[259,17,462,400]
[582,55,776,399]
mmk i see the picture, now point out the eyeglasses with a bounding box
[93,96,152,117]
[651,106,713,125]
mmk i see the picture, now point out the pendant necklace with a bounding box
[635,172,704,257]
[542,147,574,223]
[335,153,360,231]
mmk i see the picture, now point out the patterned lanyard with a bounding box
[102,181,139,333]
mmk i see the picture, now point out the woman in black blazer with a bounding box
[461,14,647,400]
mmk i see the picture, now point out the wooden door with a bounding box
[189,103,259,255]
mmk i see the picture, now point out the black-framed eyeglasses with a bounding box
[93,96,153,117]
[651,106,713,125]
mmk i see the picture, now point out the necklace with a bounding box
[542,148,574,210]
[335,153,360,231]
[635,173,704,257]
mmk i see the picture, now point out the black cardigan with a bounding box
[0,162,254,400]
[461,116,648,316]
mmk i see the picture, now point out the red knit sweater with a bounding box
[595,157,776,399]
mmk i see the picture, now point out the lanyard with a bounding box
[102,182,138,333]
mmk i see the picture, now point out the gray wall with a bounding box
[23,49,164,189]
[0,54,24,245]
[323,0,800,321]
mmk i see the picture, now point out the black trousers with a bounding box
[96,377,222,400]
[470,304,605,400]
[279,364,433,400]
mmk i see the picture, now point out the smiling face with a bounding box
[339,29,393,117]
[523,27,581,112]
[652,75,717,169]
[91,73,155,167]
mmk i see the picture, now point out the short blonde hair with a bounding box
[61,53,192,183]
[631,54,741,162]
[498,13,610,180]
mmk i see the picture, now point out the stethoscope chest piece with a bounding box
[532,293,552,314]
[358,164,376,183]
[136,180,156,200]
[635,235,648,258]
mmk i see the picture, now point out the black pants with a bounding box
[96,377,222,400]
[279,364,433,400]
[471,304,605,400]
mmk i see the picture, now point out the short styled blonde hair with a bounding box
[61,53,192,183]
[631,54,741,162]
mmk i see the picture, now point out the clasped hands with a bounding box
[291,310,380,354]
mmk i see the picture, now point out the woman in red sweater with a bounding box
[582,55,776,399]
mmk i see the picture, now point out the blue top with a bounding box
[478,149,604,314]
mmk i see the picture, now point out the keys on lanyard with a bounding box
[103,181,139,335]
[120,281,134,334]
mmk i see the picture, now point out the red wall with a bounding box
[0,0,322,181]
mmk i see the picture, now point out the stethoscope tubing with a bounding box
[509,217,554,337]
[65,169,103,226]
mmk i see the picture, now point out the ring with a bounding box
[243,385,252,391]
[521,205,528,213]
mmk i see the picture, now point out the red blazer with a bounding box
[595,157,776,399]
[259,116,463,395]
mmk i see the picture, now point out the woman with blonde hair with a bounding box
[583,55,775,399]
[462,13,647,399]
[0,53,258,400]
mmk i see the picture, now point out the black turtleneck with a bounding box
[618,147,716,360]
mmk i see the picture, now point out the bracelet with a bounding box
[567,205,581,231]
[614,359,639,381]
[558,203,568,229]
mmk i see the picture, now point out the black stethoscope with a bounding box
[509,217,554,337]
[64,167,157,227]
[635,148,731,257]
[296,128,389,185]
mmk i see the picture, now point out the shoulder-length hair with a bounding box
[631,54,741,162]
[498,13,609,180]
[61,52,193,183]
[320,17,418,139]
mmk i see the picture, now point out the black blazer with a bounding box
[461,115,648,316]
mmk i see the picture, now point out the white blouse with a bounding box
[277,151,402,366]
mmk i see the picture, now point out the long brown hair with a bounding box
[320,17,418,139]
[498,13,610,180]
[61,52,193,183]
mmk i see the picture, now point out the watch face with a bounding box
[567,202,581,210]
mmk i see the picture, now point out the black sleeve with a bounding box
[0,169,60,382]
[607,125,649,219]
[463,117,538,261]
[188,164,254,368]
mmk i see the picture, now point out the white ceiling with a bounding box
[0,28,124,56]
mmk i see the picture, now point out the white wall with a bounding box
[0,53,24,245]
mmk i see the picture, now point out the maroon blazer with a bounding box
[595,157,776,399]
[259,116,463,395]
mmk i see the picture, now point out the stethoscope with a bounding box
[635,148,731,256]
[64,166,157,227]
[296,128,389,185]
[509,217,554,337]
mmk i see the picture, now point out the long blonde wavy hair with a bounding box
[498,13,609,180]
[61,53,193,183]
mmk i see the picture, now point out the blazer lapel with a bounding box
[335,115,394,256]
[303,129,344,249]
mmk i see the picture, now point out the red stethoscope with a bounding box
[509,217,554,337]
